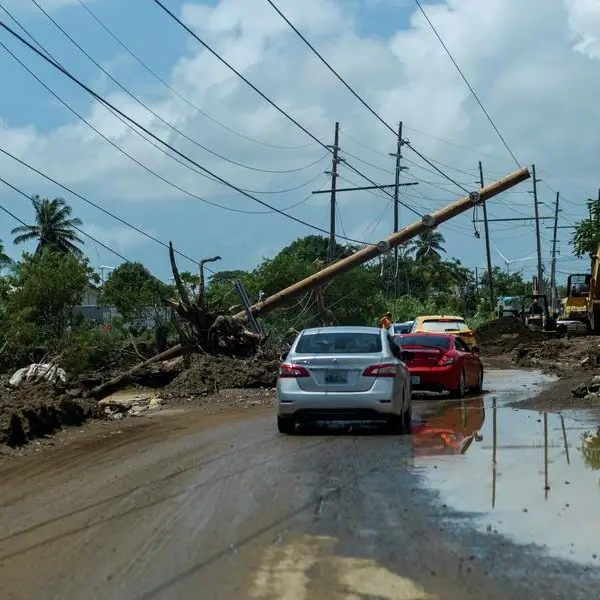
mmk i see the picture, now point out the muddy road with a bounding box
[1,370,599,600]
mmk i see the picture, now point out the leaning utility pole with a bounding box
[391,122,408,296]
[326,122,340,263]
[550,191,560,313]
[235,167,531,320]
[532,164,544,295]
[479,161,495,311]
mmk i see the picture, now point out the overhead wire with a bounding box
[30,0,323,176]
[263,0,472,194]
[75,0,315,152]
[0,6,329,212]
[412,0,520,168]
[0,18,373,245]
[0,41,325,219]
[148,0,429,218]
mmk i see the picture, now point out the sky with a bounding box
[0,0,597,284]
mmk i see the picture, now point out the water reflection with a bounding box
[413,396,485,457]
[412,370,600,565]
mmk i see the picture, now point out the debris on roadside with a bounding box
[98,392,164,420]
[8,363,67,388]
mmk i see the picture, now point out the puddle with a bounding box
[412,369,600,566]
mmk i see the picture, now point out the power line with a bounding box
[263,0,471,194]
[148,0,447,209]
[30,0,321,176]
[0,4,331,208]
[75,0,315,152]
[413,0,520,168]
[0,37,322,219]
[0,18,371,246]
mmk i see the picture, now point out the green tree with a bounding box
[11,195,84,257]
[480,267,530,297]
[0,239,12,269]
[407,230,446,261]
[99,262,174,351]
[571,199,600,258]
[5,249,93,341]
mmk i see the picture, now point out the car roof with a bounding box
[397,332,456,337]
[415,315,465,321]
[300,326,383,335]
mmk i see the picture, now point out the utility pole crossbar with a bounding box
[233,167,531,321]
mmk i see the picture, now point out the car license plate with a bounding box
[325,371,347,384]
[411,376,420,385]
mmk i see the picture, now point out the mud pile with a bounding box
[476,317,543,355]
[512,337,600,374]
[163,354,279,404]
[0,380,98,448]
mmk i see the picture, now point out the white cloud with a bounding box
[0,0,596,280]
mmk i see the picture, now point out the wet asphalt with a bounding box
[0,369,599,599]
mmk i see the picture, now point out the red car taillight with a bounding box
[362,363,397,377]
[437,354,455,366]
[462,331,474,337]
[278,363,309,378]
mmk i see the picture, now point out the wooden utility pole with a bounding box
[479,161,495,311]
[532,164,544,295]
[235,167,531,320]
[550,191,560,313]
[327,122,340,262]
[391,122,407,296]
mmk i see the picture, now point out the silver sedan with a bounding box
[276,326,413,434]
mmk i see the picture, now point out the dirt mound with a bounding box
[513,337,600,374]
[476,317,543,354]
[0,381,98,448]
[164,354,279,401]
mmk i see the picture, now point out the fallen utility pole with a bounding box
[235,167,531,321]
[478,161,495,311]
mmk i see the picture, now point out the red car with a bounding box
[393,333,483,398]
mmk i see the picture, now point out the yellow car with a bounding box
[410,315,475,348]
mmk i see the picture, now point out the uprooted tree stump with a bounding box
[89,242,264,400]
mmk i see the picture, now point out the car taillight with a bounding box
[278,363,309,378]
[437,354,455,366]
[362,363,397,377]
[462,331,474,337]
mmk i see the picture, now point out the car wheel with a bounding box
[450,371,466,399]
[403,407,412,434]
[277,416,296,434]
[385,414,404,434]
[473,367,484,393]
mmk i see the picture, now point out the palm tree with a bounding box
[407,230,446,261]
[11,196,84,257]
[0,239,12,270]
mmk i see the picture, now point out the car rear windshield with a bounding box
[392,324,412,334]
[420,320,467,333]
[295,332,382,354]
[396,335,451,350]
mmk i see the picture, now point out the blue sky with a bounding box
[0,0,595,284]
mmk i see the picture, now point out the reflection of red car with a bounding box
[393,333,483,398]
[412,396,485,456]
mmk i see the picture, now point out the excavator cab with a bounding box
[521,294,555,331]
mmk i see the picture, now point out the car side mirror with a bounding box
[472,345,480,354]
[400,350,415,361]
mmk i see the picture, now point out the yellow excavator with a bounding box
[558,244,600,334]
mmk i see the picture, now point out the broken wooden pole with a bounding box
[234,167,531,320]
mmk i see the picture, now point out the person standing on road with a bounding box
[380,312,393,330]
